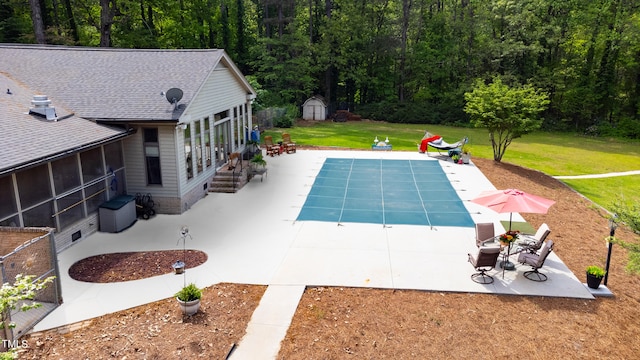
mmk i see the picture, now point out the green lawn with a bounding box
[263,122,640,210]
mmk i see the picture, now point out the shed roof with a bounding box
[302,95,328,107]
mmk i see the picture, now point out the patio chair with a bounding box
[516,223,550,254]
[517,240,554,282]
[282,133,296,153]
[475,222,498,247]
[468,246,502,284]
[264,136,280,156]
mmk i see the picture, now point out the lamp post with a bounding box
[604,214,617,286]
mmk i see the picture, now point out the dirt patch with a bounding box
[20,156,640,359]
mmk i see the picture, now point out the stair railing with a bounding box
[232,151,244,191]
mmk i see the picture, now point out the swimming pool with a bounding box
[297,158,475,227]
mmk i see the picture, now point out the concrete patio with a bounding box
[32,150,594,358]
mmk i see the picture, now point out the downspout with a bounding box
[174,123,184,203]
[247,94,255,130]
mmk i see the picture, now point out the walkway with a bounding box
[554,170,640,179]
[32,150,595,359]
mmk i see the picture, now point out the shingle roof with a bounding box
[0,72,129,174]
[0,44,228,121]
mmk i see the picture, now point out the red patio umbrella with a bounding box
[471,189,555,231]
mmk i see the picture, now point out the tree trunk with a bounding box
[100,0,115,47]
[398,0,411,102]
[63,0,79,42]
[29,0,46,44]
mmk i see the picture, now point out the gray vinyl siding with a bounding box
[176,63,251,197]
[184,64,249,120]
[123,125,178,198]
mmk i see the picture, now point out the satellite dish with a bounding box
[165,88,183,105]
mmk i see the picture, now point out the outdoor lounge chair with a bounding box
[427,136,468,156]
[264,136,280,156]
[468,246,502,284]
[475,222,499,247]
[282,133,296,153]
[517,240,554,282]
[516,223,551,254]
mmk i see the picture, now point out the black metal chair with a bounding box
[468,246,502,284]
[517,240,554,282]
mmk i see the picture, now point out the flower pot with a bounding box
[586,272,603,289]
[461,153,471,164]
[177,298,201,315]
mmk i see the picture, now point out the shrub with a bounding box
[273,104,299,128]
[610,198,640,234]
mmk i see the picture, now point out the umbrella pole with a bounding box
[509,213,513,231]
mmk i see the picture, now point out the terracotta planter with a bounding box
[176,298,201,315]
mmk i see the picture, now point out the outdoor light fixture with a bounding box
[175,226,193,286]
[604,214,618,286]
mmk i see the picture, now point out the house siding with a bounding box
[174,125,212,213]
[173,63,252,212]
[55,213,99,251]
[186,65,249,119]
[123,125,181,214]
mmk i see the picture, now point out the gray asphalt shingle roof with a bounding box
[1,44,227,121]
[1,44,244,173]
[1,72,128,174]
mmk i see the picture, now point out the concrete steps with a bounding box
[209,161,250,193]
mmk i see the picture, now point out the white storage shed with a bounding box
[302,95,328,121]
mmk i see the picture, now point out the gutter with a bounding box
[0,127,136,176]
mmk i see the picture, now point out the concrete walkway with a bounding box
[554,170,640,179]
[32,150,595,358]
[228,285,305,359]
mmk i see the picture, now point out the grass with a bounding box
[561,176,640,208]
[264,121,640,211]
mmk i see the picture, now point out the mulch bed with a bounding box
[68,250,207,283]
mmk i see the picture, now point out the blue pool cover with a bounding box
[297,158,474,227]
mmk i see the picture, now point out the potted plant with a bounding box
[250,153,267,169]
[499,230,519,246]
[175,283,202,315]
[451,153,461,163]
[461,145,471,164]
[586,265,606,289]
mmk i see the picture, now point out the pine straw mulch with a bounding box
[20,156,640,359]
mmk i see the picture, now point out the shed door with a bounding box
[313,105,324,120]
[303,105,313,120]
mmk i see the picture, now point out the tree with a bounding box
[100,0,118,47]
[1,274,55,355]
[464,77,550,162]
[28,0,46,44]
